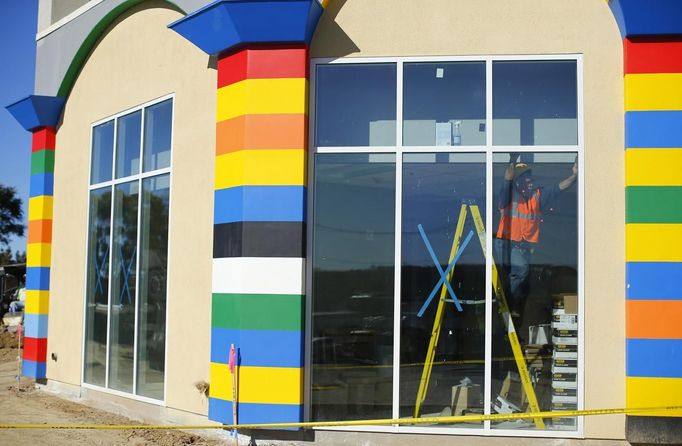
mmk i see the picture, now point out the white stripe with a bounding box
[212,257,305,295]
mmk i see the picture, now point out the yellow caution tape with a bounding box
[0,406,680,430]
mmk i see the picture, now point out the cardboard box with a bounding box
[552,293,578,314]
[552,387,577,397]
[552,336,578,345]
[451,383,482,416]
[554,350,578,360]
[552,314,578,324]
[554,343,578,353]
[499,372,527,408]
[552,402,578,411]
[525,344,552,368]
[552,394,578,404]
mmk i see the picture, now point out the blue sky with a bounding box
[0,0,38,255]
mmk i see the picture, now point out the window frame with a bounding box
[81,93,175,405]
[306,55,585,438]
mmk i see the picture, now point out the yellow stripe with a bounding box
[25,290,49,314]
[627,377,682,417]
[625,73,682,111]
[215,149,306,189]
[626,148,682,186]
[210,363,302,405]
[28,196,53,221]
[216,78,308,122]
[626,223,682,261]
[27,243,52,267]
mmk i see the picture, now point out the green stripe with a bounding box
[212,293,304,331]
[627,186,682,223]
[31,150,55,175]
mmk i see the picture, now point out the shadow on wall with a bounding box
[311,0,361,57]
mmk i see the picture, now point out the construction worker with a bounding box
[494,154,578,318]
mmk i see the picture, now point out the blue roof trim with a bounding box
[168,0,324,55]
[609,0,682,38]
[6,95,66,132]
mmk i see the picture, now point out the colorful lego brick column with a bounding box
[624,36,682,415]
[208,46,308,424]
[609,0,682,441]
[169,0,327,424]
[23,127,56,378]
[5,95,65,379]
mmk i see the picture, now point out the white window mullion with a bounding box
[391,60,404,422]
[104,116,119,389]
[132,106,146,395]
[484,57,493,430]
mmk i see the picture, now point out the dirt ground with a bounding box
[0,327,223,446]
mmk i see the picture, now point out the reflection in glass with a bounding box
[136,175,170,399]
[316,64,397,147]
[493,61,577,146]
[91,121,114,184]
[491,152,578,430]
[403,62,486,146]
[108,181,139,393]
[115,111,141,178]
[84,187,111,386]
[401,153,486,426]
[312,154,395,421]
[143,100,172,172]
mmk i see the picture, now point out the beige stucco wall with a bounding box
[312,0,625,440]
[48,2,215,416]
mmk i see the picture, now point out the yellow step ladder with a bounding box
[413,202,545,429]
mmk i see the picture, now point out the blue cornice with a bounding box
[609,0,682,38]
[168,0,324,56]
[5,95,66,132]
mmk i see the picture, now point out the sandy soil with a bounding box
[0,326,223,446]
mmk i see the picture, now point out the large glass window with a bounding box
[84,96,173,400]
[312,58,581,435]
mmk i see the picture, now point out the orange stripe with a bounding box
[627,300,682,339]
[27,220,52,244]
[216,114,307,155]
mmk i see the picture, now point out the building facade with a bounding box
[6,0,682,444]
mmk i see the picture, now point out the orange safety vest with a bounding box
[496,188,542,243]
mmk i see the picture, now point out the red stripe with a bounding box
[624,37,682,74]
[31,128,56,152]
[217,46,308,87]
[23,337,48,362]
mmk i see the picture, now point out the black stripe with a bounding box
[213,222,305,258]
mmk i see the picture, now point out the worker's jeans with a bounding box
[493,238,533,306]
[9,300,25,313]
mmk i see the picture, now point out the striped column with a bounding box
[6,94,64,380]
[22,127,56,378]
[168,0,327,425]
[208,47,308,424]
[624,37,682,417]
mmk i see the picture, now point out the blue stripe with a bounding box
[211,328,303,367]
[627,262,682,300]
[626,111,682,148]
[24,314,49,339]
[29,173,54,198]
[214,186,306,224]
[22,359,47,379]
[209,397,303,425]
[627,339,682,378]
[26,267,50,291]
